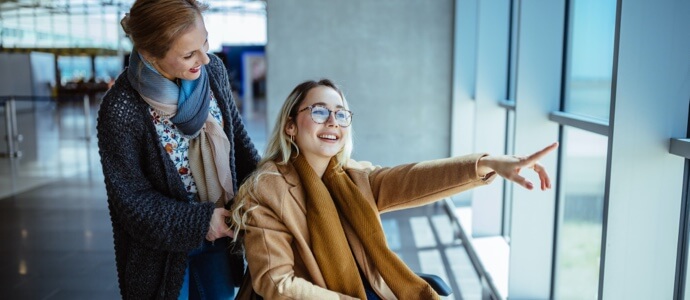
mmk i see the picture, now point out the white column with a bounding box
[600,0,689,298]
[508,0,564,298]
[450,0,478,158]
[471,0,511,237]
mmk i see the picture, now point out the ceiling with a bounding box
[0,0,267,54]
[0,0,266,16]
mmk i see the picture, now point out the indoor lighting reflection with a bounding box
[18,260,27,275]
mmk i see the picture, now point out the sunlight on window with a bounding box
[554,127,608,299]
[564,0,617,121]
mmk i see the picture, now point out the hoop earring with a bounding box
[290,135,294,142]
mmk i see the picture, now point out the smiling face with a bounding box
[286,86,350,173]
[144,14,210,81]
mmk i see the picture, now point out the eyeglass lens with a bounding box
[311,106,351,126]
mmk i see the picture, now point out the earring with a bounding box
[290,135,294,142]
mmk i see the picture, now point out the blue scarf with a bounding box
[127,50,210,136]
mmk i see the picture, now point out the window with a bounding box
[552,1,618,297]
[553,127,607,299]
[682,159,690,299]
[563,0,617,121]
[58,56,93,85]
[674,101,690,299]
[501,0,520,240]
[94,56,122,83]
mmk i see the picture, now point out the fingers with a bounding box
[532,163,552,191]
[507,173,534,190]
[516,142,557,191]
[207,208,233,241]
[221,209,231,218]
[524,142,559,166]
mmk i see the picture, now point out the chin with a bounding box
[183,72,201,81]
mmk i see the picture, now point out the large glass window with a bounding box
[677,103,690,299]
[553,127,607,299]
[501,0,520,241]
[94,56,122,83]
[0,1,266,51]
[679,158,690,299]
[58,56,93,85]
[563,0,617,121]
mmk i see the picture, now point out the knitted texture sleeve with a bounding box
[97,70,215,253]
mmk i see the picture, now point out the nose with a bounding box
[200,52,210,65]
[325,111,339,127]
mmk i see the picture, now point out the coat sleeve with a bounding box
[242,179,359,300]
[367,153,495,213]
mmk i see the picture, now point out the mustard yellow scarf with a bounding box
[292,155,439,299]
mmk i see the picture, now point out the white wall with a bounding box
[508,0,563,298]
[471,0,511,238]
[601,0,690,298]
[266,0,455,165]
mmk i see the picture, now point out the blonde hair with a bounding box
[230,79,354,239]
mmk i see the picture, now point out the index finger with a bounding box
[524,142,559,164]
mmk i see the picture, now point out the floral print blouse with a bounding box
[149,93,224,199]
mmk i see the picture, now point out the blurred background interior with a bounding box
[0,0,688,299]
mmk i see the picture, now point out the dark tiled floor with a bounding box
[0,100,481,299]
[0,177,120,300]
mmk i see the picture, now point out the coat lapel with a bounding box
[276,162,307,215]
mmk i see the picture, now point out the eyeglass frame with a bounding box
[296,104,354,127]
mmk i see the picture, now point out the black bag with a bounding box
[235,271,263,300]
[227,242,246,287]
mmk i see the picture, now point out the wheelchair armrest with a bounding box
[415,272,453,296]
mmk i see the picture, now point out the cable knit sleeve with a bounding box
[97,76,214,253]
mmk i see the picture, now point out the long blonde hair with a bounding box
[230,79,354,239]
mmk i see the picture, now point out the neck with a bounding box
[303,154,330,178]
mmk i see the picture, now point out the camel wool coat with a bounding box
[242,153,495,300]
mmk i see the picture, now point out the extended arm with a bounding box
[477,142,558,191]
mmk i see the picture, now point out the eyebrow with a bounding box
[184,38,208,56]
[311,102,345,109]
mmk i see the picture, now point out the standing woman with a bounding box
[231,79,557,299]
[97,0,260,299]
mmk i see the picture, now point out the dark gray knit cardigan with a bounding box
[97,54,260,299]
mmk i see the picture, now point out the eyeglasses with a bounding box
[297,105,353,127]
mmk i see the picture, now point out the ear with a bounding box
[285,119,297,137]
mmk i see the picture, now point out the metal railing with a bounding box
[441,198,503,300]
[0,94,93,159]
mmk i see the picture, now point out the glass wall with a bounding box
[676,157,690,299]
[0,0,266,52]
[552,1,618,297]
[553,127,608,299]
[563,0,617,121]
[58,56,93,85]
[500,0,520,241]
[678,103,690,299]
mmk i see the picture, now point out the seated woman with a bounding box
[231,79,558,300]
